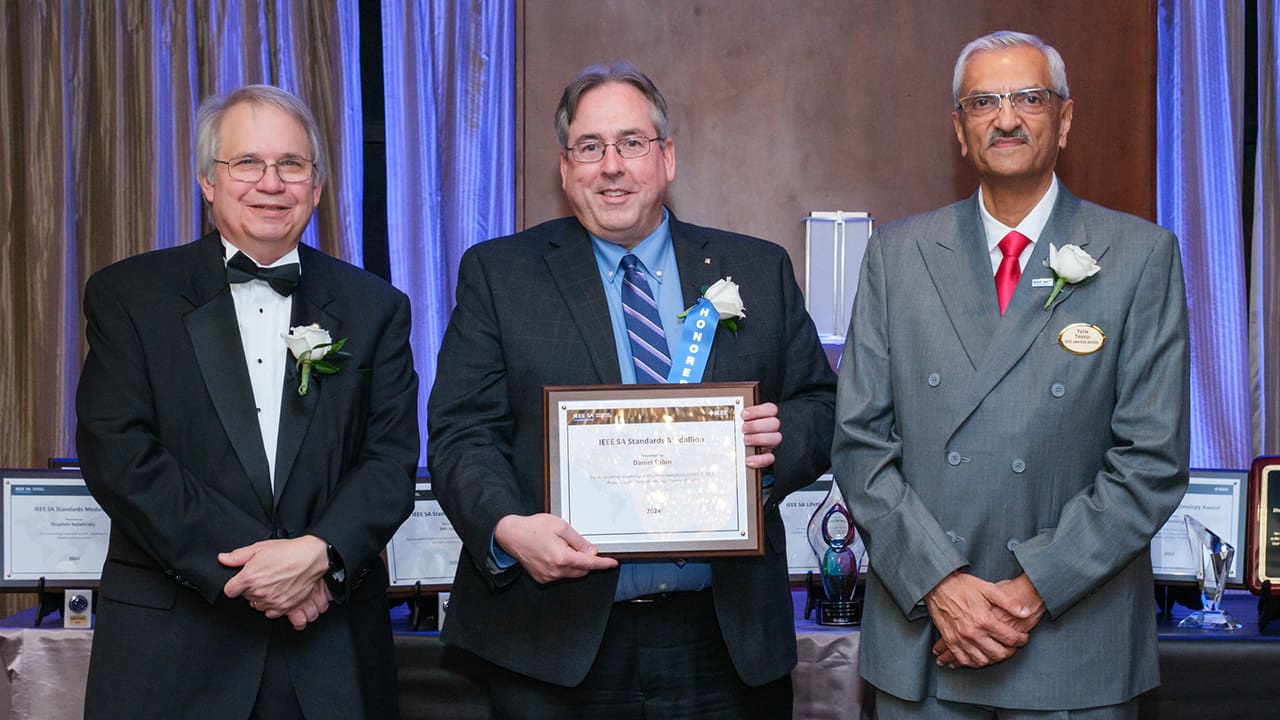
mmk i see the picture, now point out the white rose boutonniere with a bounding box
[1043,243,1100,309]
[679,277,746,333]
[283,324,349,395]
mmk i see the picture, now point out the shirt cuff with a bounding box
[487,532,518,574]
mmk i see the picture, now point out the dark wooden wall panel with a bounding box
[516,0,1156,274]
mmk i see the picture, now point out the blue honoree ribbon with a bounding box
[666,297,719,384]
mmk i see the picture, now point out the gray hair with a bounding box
[953,31,1070,106]
[554,62,670,148]
[196,84,327,186]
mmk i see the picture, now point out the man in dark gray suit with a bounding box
[76,85,417,719]
[428,62,836,718]
[832,31,1189,717]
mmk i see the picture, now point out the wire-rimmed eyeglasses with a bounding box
[214,157,317,183]
[957,88,1063,118]
[565,136,663,163]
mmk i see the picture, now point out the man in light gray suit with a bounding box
[831,31,1189,717]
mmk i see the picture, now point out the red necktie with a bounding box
[995,231,1030,315]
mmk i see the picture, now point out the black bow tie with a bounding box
[226,251,300,297]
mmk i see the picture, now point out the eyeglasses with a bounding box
[565,136,663,163]
[957,88,1062,118]
[214,157,316,183]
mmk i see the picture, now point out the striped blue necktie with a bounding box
[619,254,671,383]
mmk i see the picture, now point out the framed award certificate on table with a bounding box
[1247,456,1280,594]
[1,470,109,587]
[544,382,762,558]
[386,481,462,589]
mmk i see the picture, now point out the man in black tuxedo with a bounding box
[75,85,418,720]
[428,62,836,718]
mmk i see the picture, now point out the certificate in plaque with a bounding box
[1246,457,1280,594]
[544,383,762,557]
[781,477,830,577]
[1150,469,1248,586]
[386,482,462,589]
[1,470,110,586]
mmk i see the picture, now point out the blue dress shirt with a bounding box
[488,210,712,600]
[589,210,713,600]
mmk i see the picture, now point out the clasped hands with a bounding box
[219,534,331,631]
[925,570,1046,670]
[495,403,783,584]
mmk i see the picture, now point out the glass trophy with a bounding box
[805,480,866,578]
[804,481,864,625]
[1178,514,1242,629]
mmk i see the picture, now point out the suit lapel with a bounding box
[671,220,721,309]
[917,196,998,371]
[273,247,336,505]
[670,219,725,378]
[545,226,622,384]
[182,234,275,517]
[1038,189,1110,313]
[948,188,1111,436]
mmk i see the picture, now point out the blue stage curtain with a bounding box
[380,0,515,465]
[1253,0,1280,455]
[201,0,365,263]
[1157,0,1253,467]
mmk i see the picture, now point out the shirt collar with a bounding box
[221,236,302,270]
[979,174,1059,254]
[591,208,673,285]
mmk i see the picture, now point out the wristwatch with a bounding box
[324,543,346,598]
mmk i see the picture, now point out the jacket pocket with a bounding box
[99,559,178,610]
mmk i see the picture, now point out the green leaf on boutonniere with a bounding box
[284,327,350,395]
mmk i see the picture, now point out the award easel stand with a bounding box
[1258,581,1278,631]
[1154,582,1202,620]
[403,581,439,631]
[33,577,64,626]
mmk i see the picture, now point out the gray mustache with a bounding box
[988,128,1030,142]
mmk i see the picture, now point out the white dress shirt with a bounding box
[979,174,1060,275]
[222,238,298,491]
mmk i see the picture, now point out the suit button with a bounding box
[947,451,962,466]
[1012,459,1026,473]
[1007,538,1020,551]
[927,373,941,387]
[1051,382,1066,398]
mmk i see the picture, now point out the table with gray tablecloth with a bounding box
[2,590,1276,719]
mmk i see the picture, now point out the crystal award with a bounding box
[1178,514,1242,629]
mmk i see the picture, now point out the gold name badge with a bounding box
[1058,323,1106,355]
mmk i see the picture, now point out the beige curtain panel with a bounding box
[0,0,360,471]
